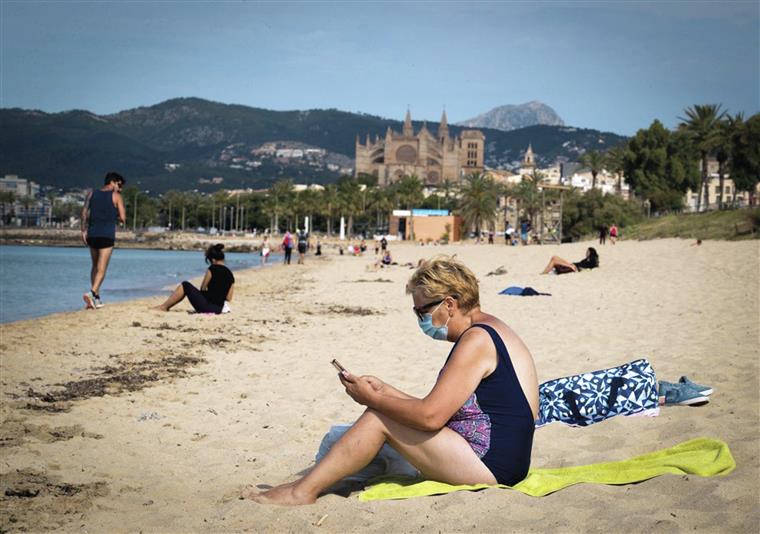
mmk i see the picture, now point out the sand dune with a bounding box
[1,238,758,532]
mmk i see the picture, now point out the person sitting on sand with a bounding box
[153,244,234,314]
[246,256,539,505]
[540,247,599,275]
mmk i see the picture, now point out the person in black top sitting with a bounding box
[154,244,235,313]
[540,247,599,275]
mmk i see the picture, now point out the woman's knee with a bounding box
[359,408,389,432]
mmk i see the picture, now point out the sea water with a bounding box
[0,245,280,323]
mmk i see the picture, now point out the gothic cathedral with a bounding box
[354,110,485,186]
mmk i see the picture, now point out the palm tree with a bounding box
[320,184,339,236]
[678,104,727,211]
[265,179,293,233]
[393,174,424,240]
[211,190,229,230]
[715,113,743,209]
[457,172,499,242]
[19,196,35,226]
[367,186,394,234]
[294,188,319,232]
[579,150,606,190]
[606,146,626,195]
[506,170,542,233]
[0,190,16,225]
[438,179,458,211]
[337,178,363,237]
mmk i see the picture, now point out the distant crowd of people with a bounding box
[80,171,618,314]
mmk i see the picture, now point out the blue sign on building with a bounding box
[411,209,450,216]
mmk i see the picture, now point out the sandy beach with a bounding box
[1,238,758,532]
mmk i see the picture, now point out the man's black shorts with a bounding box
[86,237,115,249]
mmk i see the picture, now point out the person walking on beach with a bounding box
[609,224,618,245]
[599,225,608,245]
[260,235,271,265]
[246,256,538,505]
[81,172,126,309]
[153,244,234,314]
[297,229,308,265]
[520,220,530,245]
[282,231,294,265]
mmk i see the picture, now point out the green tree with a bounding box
[606,146,626,194]
[122,186,158,230]
[366,186,394,234]
[561,188,643,241]
[264,179,293,233]
[0,190,16,225]
[211,190,229,230]
[506,170,543,230]
[714,115,740,209]
[579,150,606,190]
[678,104,727,211]
[457,172,499,242]
[392,174,424,240]
[621,120,693,212]
[730,113,760,205]
[19,196,35,226]
[52,200,82,226]
[320,184,339,236]
[337,176,363,237]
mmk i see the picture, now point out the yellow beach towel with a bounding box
[359,438,735,502]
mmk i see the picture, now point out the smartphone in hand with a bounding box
[331,359,349,375]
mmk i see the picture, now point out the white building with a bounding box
[0,175,40,197]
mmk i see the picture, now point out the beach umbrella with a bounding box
[340,216,345,240]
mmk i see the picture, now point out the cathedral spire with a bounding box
[438,108,449,141]
[523,143,536,168]
[403,108,413,136]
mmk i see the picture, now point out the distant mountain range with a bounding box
[458,101,565,131]
[0,98,626,192]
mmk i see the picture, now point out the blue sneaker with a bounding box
[658,381,709,406]
[679,376,713,396]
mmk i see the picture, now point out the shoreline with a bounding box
[1,239,758,532]
[0,250,289,326]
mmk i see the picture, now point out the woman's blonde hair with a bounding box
[406,255,480,312]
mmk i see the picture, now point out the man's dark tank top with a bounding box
[87,190,118,239]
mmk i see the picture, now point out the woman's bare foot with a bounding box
[244,482,316,506]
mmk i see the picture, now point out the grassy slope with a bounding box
[624,207,760,241]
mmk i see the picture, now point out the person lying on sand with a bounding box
[540,247,599,275]
[245,256,539,505]
[153,244,234,314]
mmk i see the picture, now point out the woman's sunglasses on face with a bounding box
[412,298,444,321]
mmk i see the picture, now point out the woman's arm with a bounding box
[199,270,213,291]
[225,284,234,302]
[341,328,495,431]
[362,376,418,400]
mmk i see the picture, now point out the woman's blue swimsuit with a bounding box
[443,323,535,485]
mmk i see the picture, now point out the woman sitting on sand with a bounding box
[247,256,538,505]
[154,244,234,314]
[541,247,599,275]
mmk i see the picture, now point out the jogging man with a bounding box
[81,172,126,309]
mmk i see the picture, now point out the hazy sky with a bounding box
[2,0,758,135]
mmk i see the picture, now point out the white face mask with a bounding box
[417,301,450,341]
